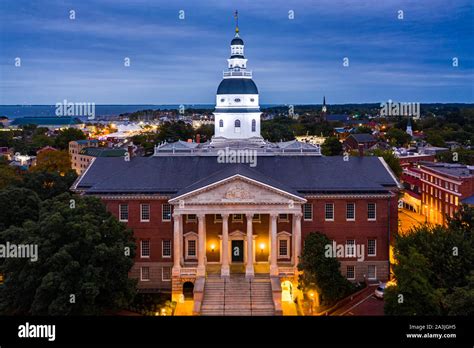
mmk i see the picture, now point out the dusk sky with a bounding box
[0,0,472,105]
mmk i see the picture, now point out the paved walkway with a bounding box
[398,208,425,235]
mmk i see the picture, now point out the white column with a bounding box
[172,213,182,276]
[293,212,302,270]
[197,213,206,277]
[245,213,254,278]
[270,213,278,276]
[221,213,230,277]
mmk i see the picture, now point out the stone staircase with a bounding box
[200,274,275,316]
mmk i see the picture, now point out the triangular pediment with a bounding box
[169,174,305,205]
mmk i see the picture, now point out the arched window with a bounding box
[251,119,256,132]
[219,119,223,128]
[234,119,241,133]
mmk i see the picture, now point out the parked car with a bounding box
[374,282,386,299]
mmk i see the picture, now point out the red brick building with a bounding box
[419,162,474,224]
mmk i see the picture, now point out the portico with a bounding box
[169,174,305,289]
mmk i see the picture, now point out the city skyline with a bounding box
[0,0,473,105]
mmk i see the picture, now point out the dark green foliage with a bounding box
[321,137,343,156]
[0,193,137,315]
[298,232,354,306]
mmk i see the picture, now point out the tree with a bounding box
[0,187,40,231]
[321,137,343,156]
[443,272,474,316]
[426,133,446,147]
[19,170,77,200]
[0,193,137,315]
[355,126,372,134]
[261,117,296,142]
[298,232,354,306]
[155,121,194,143]
[32,150,72,175]
[0,159,21,189]
[386,127,411,147]
[195,124,214,142]
[384,248,442,315]
[54,128,86,150]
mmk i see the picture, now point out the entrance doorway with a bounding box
[183,282,194,300]
[231,240,244,262]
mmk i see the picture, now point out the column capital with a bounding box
[197,213,206,220]
[270,212,279,219]
[245,213,254,219]
[294,212,303,219]
[172,212,181,219]
[221,213,230,219]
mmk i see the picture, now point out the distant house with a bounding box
[10,117,84,130]
[36,146,58,155]
[344,133,377,151]
[69,139,126,175]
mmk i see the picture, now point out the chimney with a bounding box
[358,143,364,157]
[196,134,201,144]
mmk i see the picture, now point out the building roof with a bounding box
[75,139,99,144]
[79,147,127,157]
[461,195,474,205]
[10,117,82,126]
[231,36,244,45]
[348,133,376,143]
[421,162,474,178]
[73,155,400,195]
[217,78,258,95]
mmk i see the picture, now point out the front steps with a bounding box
[200,274,275,316]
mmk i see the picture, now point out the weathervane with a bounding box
[234,10,239,34]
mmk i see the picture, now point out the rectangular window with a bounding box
[187,240,196,258]
[162,267,171,281]
[252,214,261,222]
[279,239,288,257]
[346,203,355,220]
[140,204,150,222]
[162,240,171,258]
[346,240,355,257]
[346,265,355,280]
[214,214,222,222]
[162,203,171,221]
[368,239,376,256]
[186,214,197,223]
[141,267,150,281]
[232,214,243,222]
[278,213,289,222]
[119,204,128,222]
[303,203,313,221]
[325,203,334,221]
[367,203,376,221]
[367,265,376,280]
[141,240,150,258]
